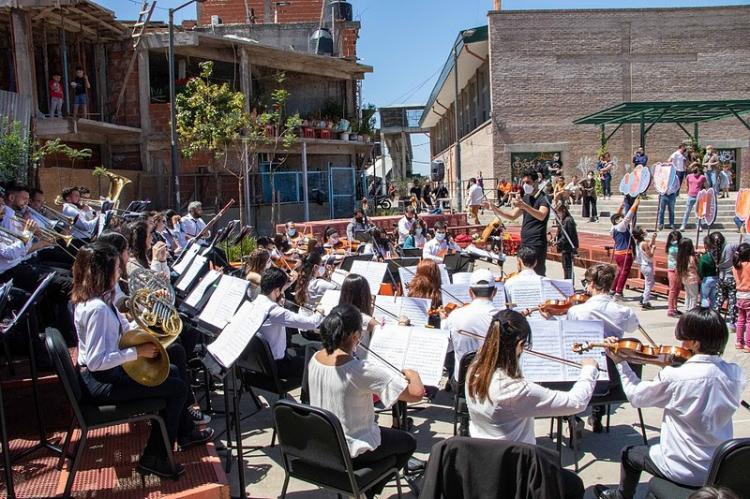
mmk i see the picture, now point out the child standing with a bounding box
[635,228,656,310]
[698,234,719,309]
[732,243,750,351]
[610,197,641,299]
[719,164,732,199]
[665,230,683,317]
[676,238,701,312]
[49,73,64,118]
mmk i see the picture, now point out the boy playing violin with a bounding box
[595,308,746,499]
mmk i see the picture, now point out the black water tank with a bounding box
[330,1,353,22]
[309,27,333,56]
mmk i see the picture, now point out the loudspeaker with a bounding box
[431,160,445,182]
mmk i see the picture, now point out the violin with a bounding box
[523,293,590,316]
[572,338,692,367]
[428,303,462,317]
[495,271,518,283]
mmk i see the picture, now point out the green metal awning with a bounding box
[574,100,750,126]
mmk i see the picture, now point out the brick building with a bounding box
[422,5,750,198]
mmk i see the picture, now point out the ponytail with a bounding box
[319,304,362,354]
[294,252,322,306]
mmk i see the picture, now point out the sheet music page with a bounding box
[441,284,472,307]
[184,269,222,309]
[542,278,574,300]
[399,297,431,327]
[199,275,248,329]
[438,264,451,287]
[330,269,348,288]
[173,243,200,275]
[506,278,543,318]
[398,266,417,290]
[562,320,609,381]
[207,300,271,368]
[318,289,341,315]
[402,327,450,386]
[373,295,402,325]
[362,324,409,371]
[451,272,472,285]
[349,260,388,295]
[521,320,565,382]
[176,255,207,292]
[492,282,507,308]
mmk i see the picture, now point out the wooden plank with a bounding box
[66,6,124,35]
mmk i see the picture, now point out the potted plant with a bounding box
[359,104,377,142]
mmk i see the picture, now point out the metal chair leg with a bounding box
[280,474,290,498]
[63,429,87,498]
[606,404,612,432]
[396,471,403,498]
[637,408,648,445]
[57,417,76,471]
[154,416,177,473]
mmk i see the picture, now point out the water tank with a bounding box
[330,1,353,22]
[309,28,333,56]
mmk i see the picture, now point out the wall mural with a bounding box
[510,151,562,181]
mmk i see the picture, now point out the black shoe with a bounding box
[588,415,604,433]
[405,457,426,475]
[568,416,584,440]
[137,455,185,480]
[593,484,624,499]
[177,427,215,451]
[641,302,654,310]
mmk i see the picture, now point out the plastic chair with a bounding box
[45,329,175,498]
[319,128,332,140]
[302,127,315,139]
[273,399,403,498]
[647,438,750,498]
[452,352,476,436]
[236,335,302,446]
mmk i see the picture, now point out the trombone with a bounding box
[12,216,73,247]
[0,226,32,244]
[36,204,76,228]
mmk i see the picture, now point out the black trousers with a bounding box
[619,445,671,498]
[561,251,574,280]
[561,468,585,499]
[352,427,416,497]
[527,244,547,277]
[36,246,74,269]
[80,363,191,459]
[582,196,597,220]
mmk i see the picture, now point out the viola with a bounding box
[523,293,590,316]
[428,303,462,317]
[572,338,692,367]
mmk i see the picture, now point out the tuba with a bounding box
[117,269,182,386]
[102,170,132,210]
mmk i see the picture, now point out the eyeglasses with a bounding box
[581,279,589,288]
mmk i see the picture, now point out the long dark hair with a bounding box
[295,252,322,306]
[675,238,695,280]
[124,220,151,268]
[707,232,725,274]
[675,307,728,355]
[71,242,120,304]
[407,259,442,308]
[245,248,270,276]
[319,304,363,354]
[733,242,750,269]
[339,273,373,315]
[665,230,683,253]
[467,310,531,403]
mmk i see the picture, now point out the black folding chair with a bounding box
[452,352,476,436]
[237,335,302,446]
[273,399,403,498]
[648,438,750,498]
[45,329,175,498]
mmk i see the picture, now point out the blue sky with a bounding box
[99,0,748,173]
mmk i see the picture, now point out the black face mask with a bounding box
[355,217,363,223]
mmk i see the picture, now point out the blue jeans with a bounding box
[676,170,686,190]
[601,176,612,197]
[705,169,719,194]
[657,192,676,228]
[681,196,697,228]
[701,276,718,308]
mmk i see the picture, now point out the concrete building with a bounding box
[422,5,750,195]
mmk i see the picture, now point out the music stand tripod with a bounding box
[0,280,16,498]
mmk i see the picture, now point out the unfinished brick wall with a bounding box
[487,6,750,187]
[199,0,325,25]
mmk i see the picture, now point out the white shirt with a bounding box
[0,206,14,231]
[467,365,598,444]
[397,216,414,244]
[617,355,745,486]
[308,355,407,457]
[566,294,638,338]
[0,237,32,273]
[467,184,483,207]
[504,269,542,305]
[301,278,338,316]
[669,150,686,172]
[422,237,460,263]
[442,298,500,380]
[62,203,98,239]
[75,297,138,371]
[255,294,324,360]
[180,215,207,241]
[565,181,578,193]
[27,209,55,230]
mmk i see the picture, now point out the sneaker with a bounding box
[657,225,664,231]
[678,225,686,231]
[189,406,211,425]
[743,347,750,353]
[613,293,624,301]
[594,485,624,499]
[178,428,215,452]
[567,416,584,441]
[587,415,603,433]
[641,302,654,310]
[137,455,185,480]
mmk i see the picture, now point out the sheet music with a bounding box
[521,320,566,382]
[176,255,207,292]
[173,243,200,275]
[373,295,402,325]
[400,264,450,290]
[362,324,409,371]
[506,277,543,318]
[492,282,506,308]
[542,278,574,300]
[184,270,222,309]
[349,260,388,295]
[198,275,248,329]
[562,320,609,381]
[330,269,348,288]
[318,289,341,315]
[402,327,450,386]
[440,284,472,307]
[373,296,431,326]
[207,300,272,368]
[451,272,472,285]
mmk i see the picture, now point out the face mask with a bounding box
[315,265,326,277]
[523,183,535,195]
[415,228,423,235]
[330,237,339,245]
[435,232,446,241]
[265,260,272,270]
[355,217,363,223]
[287,229,296,237]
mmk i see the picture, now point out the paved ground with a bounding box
[209,209,750,498]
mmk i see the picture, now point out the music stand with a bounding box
[340,254,374,272]
[0,280,15,498]
[2,273,61,461]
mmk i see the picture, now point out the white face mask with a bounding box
[435,232,446,241]
[415,228,423,235]
[265,260,273,270]
[287,229,296,237]
[315,265,326,277]
[523,183,535,195]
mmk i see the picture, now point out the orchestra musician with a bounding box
[244,248,272,301]
[594,308,745,499]
[17,186,75,268]
[178,201,207,245]
[466,309,597,499]
[61,186,100,240]
[566,264,639,433]
[486,168,551,276]
[403,218,426,249]
[307,304,423,498]
[72,243,211,480]
[122,221,170,278]
[504,246,543,301]
[406,259,443,327]
[346,209,369,242]
[422,221,460,263]
[397,206,417,245]
[283,221,301,246]
[294,252,337,317]
[151,211,181,260]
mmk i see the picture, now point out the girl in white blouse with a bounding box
[122,220,170,277]
[466,309,598,499]
[308,304,424,497]
[294,252,337,317]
